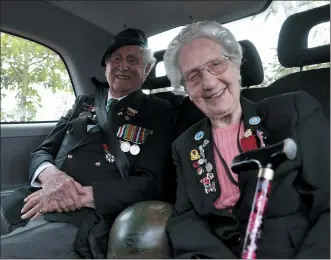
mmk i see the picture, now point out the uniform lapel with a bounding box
[109,89,145,135]
[185,118,222,211]
[240,97,269,145]
[232,97,266,218]
[233,97,295,220]
[70,116,94,151]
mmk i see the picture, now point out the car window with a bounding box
[1,32,75,123]
[148,26,184,79]
[148,1,330,89]
[223,0,330,88]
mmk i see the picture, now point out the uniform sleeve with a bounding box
[166,143,237,259]
[294,91,330,259]
[28,95,82,180]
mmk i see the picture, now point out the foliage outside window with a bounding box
[148,1,330,90]
[1,33,75,122]
[224,0,330,88]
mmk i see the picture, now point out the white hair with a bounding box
[164,21,243,93]
[141,48,156,77]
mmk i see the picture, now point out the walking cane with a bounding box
[231,138,297,259]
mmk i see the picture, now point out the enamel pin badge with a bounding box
[188,137,217,194]
[124,107,138,120]
[241,129,258,152]
[256,129,266,148]
[127,107,138,117]
[249,116,261,125]
[194,131,204,141]
[190,150,201,161]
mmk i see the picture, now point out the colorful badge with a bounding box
[200,177,211,186]
[87,105,96,112]
[127,107,138,117]
[256,129,266,148]
[244,129,253,138]
[197,167,204,175]
[190,149,201,161]
[193,161,200,168]
[249,116,261,125]
[240,134,258,152]
[194,131,204,141]
[205,181,216,194]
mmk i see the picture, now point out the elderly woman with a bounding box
[164,21,329,259]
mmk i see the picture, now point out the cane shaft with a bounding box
[241,168,274,259]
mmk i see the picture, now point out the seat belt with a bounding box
[94,84,130,180]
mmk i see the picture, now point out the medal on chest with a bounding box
[102,144,115,163]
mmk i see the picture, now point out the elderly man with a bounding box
[1,28,173,258]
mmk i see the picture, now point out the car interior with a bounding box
[1,0,330,257]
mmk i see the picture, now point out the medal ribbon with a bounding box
[116,124,152,144]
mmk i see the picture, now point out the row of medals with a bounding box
[120,140,140,155]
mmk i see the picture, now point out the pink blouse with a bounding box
[212,123,245,210]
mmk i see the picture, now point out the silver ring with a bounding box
[38,208,44,214]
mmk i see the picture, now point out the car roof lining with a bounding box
[0,0,272,96]
[46,0,271,37]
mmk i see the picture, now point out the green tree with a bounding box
[250,1,330,88]
[251,1,326,22]
[1,32,72,122]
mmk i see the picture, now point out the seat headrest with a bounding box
[145,40,263,90]
[277,4,330,68]
[143,49,168,90]
[96,39,264,90]
[239,40,264,87]
[142,75,169,90]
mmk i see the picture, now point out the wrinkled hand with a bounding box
[38,165,86,212]
[21,189,56,220]
[80,186,95,209]
[21,186,95,220]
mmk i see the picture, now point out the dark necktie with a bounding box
[106,98,118,119]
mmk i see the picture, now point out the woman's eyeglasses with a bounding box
[182,56,231,87]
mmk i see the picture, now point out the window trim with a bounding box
[1,30,77,123]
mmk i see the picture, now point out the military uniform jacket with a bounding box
[27,89,173,224]
[166,91,330,259]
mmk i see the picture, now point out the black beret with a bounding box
[100,28,148,67]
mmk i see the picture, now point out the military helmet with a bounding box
[107,201,174,259]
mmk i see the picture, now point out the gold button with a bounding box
[95,162,101,167]
[67,154,73,159]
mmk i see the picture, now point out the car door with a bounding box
[1,32,76,198]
